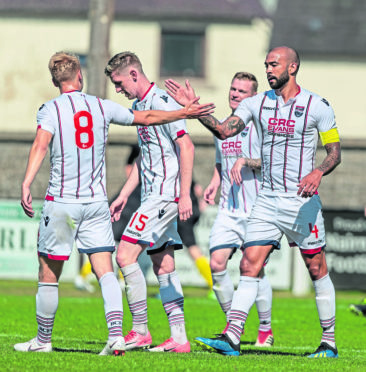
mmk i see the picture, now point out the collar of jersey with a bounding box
[139,83,155,102]
[63,90,81,94]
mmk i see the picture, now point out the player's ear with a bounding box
[289,62,297,75]
[130,69,138,82]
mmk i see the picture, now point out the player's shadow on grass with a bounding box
[53,341,105,354]
[240,341,300,357]
[53,347,95,353]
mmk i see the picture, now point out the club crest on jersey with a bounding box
[160,95,168,103]
[294,106,305,117]
[240,127,249,137]
[138,127,151,142]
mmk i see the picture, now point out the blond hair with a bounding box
[231,72,258,93]
[105,51,143,76]
[48,52,80,87]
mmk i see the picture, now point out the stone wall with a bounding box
[1,134,365,210]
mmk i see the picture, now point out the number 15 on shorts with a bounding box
[129,212,149,231]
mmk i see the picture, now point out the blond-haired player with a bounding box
[14,52,213,355]
[105,51,195,353]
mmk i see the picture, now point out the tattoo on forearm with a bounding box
[317,142,341,175]
[244,158,261,170]
[199,115,246,139]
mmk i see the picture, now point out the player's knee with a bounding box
[307,263,323,280]
[210,258,226,273]
[116,249,134,268]
[239,257,262,277]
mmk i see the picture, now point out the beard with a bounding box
[268,70,290,89]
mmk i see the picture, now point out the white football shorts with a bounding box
[37,200,115,260]
[243,193,326,253]
[121,198,182,254]
[209,210,250,254]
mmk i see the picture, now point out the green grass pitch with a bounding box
[1,280,366,371]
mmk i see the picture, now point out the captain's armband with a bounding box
[319,128,340,146]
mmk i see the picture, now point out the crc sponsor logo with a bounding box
[221,141,243,156]
[268,118,295,138]
[262,106,278,111]
[138,127,151,142]
[294,106,305,117]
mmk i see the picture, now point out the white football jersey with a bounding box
[133,84,188,202]
[234,87,337,195]
[37,91,134,203]
[215,120,261,214]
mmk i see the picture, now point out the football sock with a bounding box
[313,273,336,348]
[121,263,148,335]
[36,282,59,344]
[99,272,123,339]
[256,275,273,332]
[195,256,213,289]
[226,276,259,345]
[212,270,234,322]
[158,271,187,344]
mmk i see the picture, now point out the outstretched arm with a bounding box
[165,79,246,139]
[297,142,341,198]
[198,115,246,140]
[132,98,214,126]
[21,129,53,217]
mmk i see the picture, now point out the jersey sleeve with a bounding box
[233,96,254,125]
[152,93,188,140]
[102,99,135,126]
[313,97,337,133]
[36,103,56,135]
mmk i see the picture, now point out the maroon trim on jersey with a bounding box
[283,101,296,192]
[63,90,80,94]
[269,98,279,191]
[153,127,167,195]
[45,195,54,201]
[37,124,41,130]
[298,96,313,183]
[225,138,237,212]
[140,83,155,101]
[54,101,65,198]
[295,85,301,97]
[84,97,95,197]
[176,129,186,138]
[258,95,267,190]
[146,138,154,193]
[174,197,179,203]
[68,95,81,199]
[249,125,260,195]
[96,97,107,197]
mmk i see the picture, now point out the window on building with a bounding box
[160,29,205,77]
